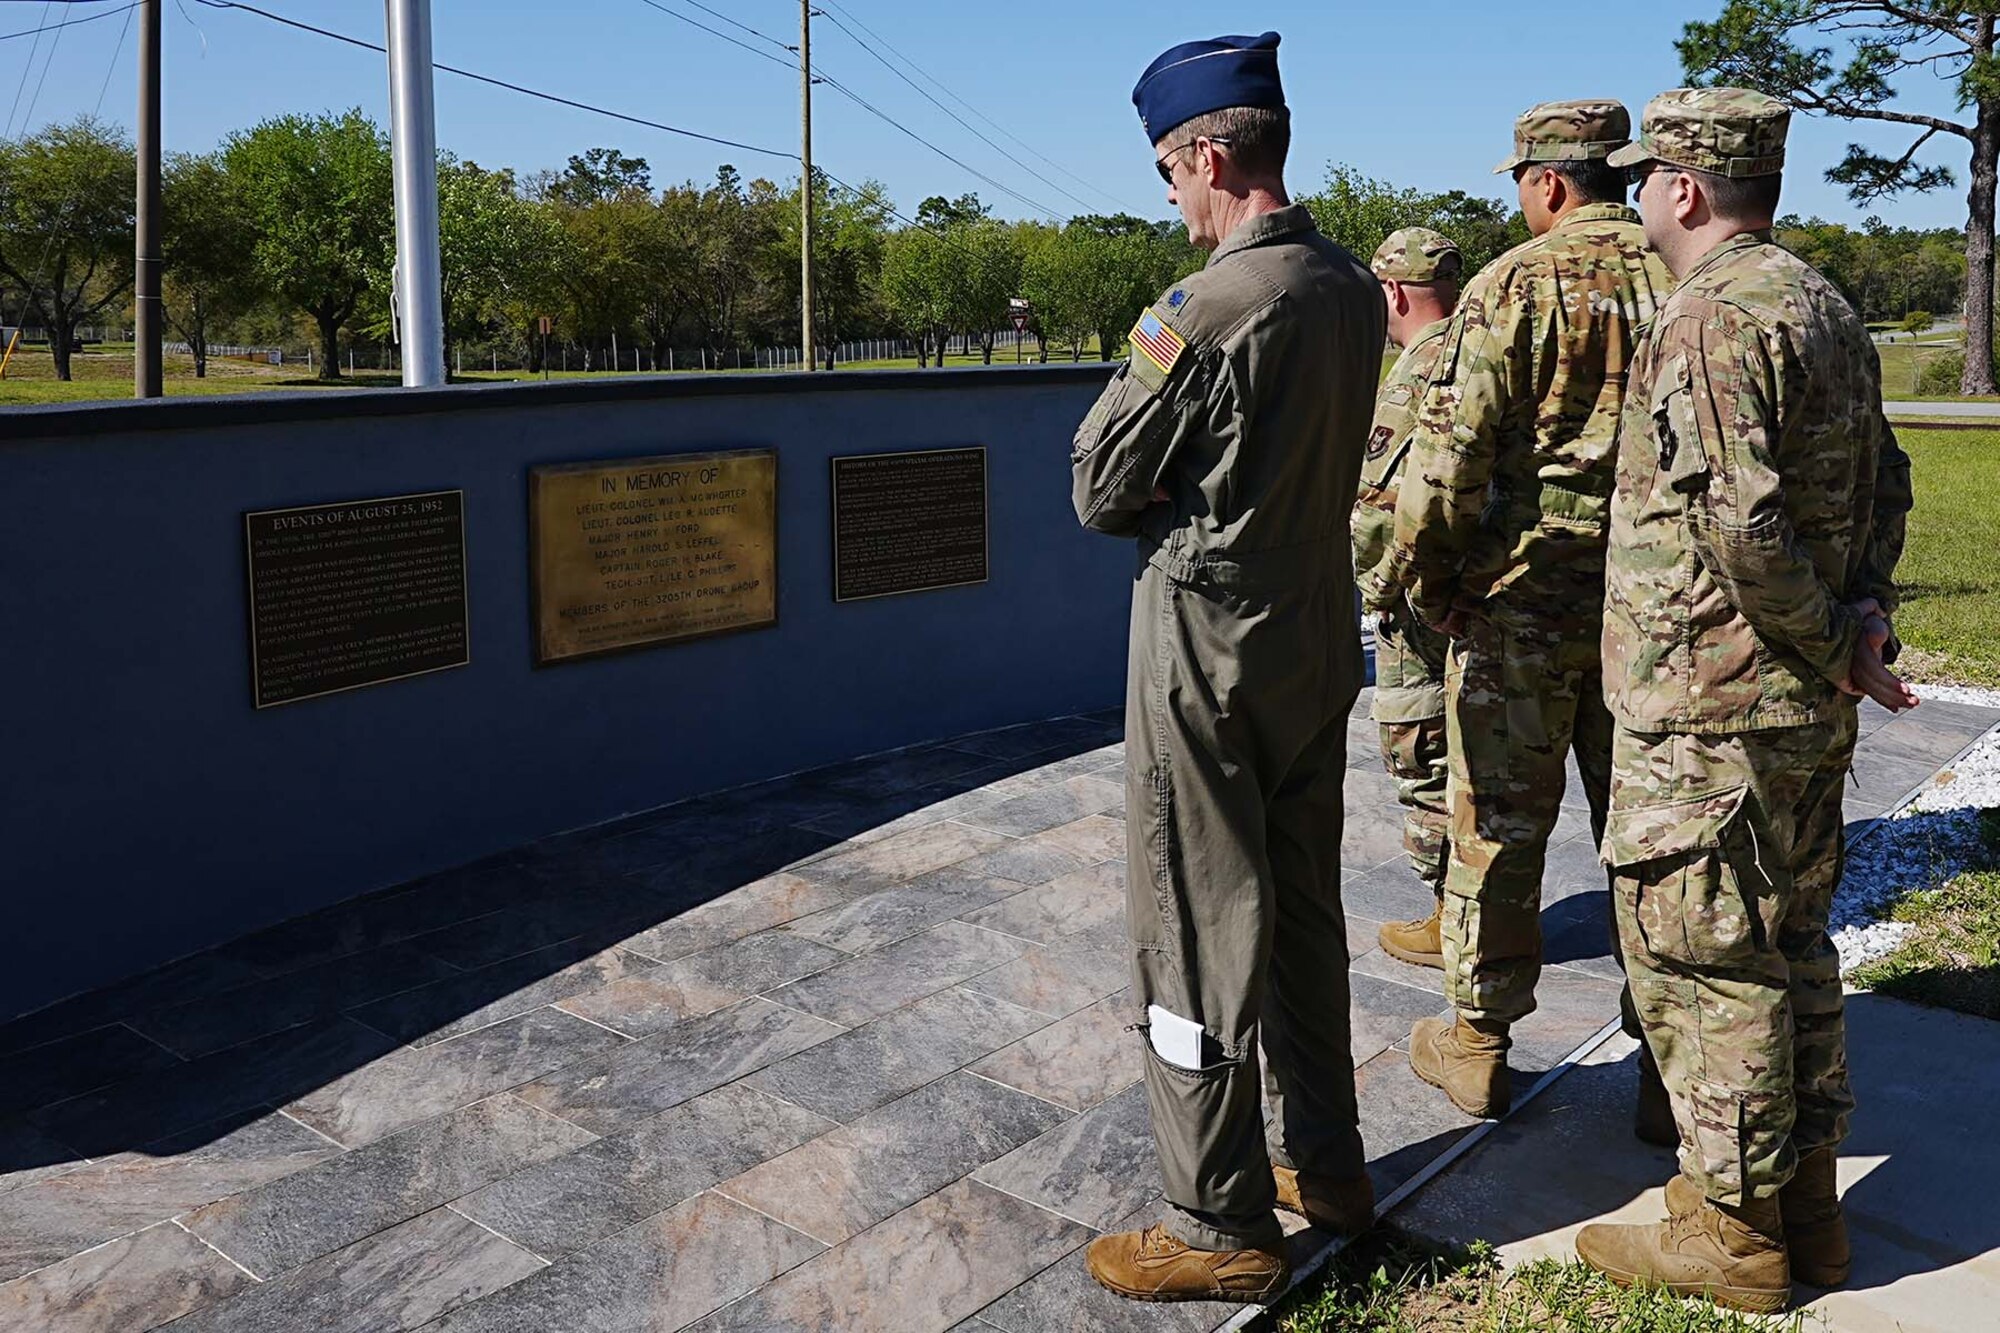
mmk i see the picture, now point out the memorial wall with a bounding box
[0,366,1123,1019]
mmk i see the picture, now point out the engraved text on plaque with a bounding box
[530,450,777,663]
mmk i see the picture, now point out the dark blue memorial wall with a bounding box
[1,366,1125,1020]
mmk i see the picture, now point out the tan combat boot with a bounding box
[1577,1186,1791,1314]
[1273,1164,1375,1237]
[1663,1152,1849,1287]
[1409,1013,1510,1118]
[1085,1224,1288,1303]
[1377,895,1444,969]
[1634,1043,1678,1148]
[1780,1149,1851,1287]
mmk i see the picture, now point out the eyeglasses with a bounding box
[1623,160,1680,188]
[1156,135,1233,184]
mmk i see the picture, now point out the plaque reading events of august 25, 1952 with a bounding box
[244,490,469,709]
[831,447,988,602]
[529,449,778,665]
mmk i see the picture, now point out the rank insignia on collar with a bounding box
[1130,308,1187,377]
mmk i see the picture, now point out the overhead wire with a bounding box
[813,5,1099,216]
[628,0,1065,221]
[180,0,1023,281]
[0,1,136,49]
[4,3,54,135]
[819,0,1135,214]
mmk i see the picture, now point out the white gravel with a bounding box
[1833,684,2000,972]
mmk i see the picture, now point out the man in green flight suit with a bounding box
[1354,227,1463,969]
[1576,87,1916,1314]
[1070,31,1386,1305]
[1379,100,1674,1123]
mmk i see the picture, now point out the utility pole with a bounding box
[799,0,816,371]
[385,0,445,387]
[133,0,162,399]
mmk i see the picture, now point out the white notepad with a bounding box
[1147,1003,1207,1070]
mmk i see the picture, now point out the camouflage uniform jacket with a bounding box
[1353,317,1451,609]
[1072,205,1385,592]
[1381,203,1672,627]
[1603,230,1912,733]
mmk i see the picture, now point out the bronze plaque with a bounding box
[530,449,777,664]
[244,490,469,709]
[831,447,988,602]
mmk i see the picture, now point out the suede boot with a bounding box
[1663,1153,1849,1287]
[1409,1014,1510,1118]
[1577,1186,1791,1315]
[1378,895,1444,969]
[1634,1043,1678,1148]
[1780,1148,1850,1287]
[1273,1164,1375,1238]
[1085,1224,1288,1304]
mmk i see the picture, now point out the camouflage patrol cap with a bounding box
[1370,227,1460,282]
[1492,99,1632,174]
[1607,88,1789,178]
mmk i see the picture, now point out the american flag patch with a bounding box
[1130,308,1187,377]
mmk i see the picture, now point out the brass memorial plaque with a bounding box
[530,450,778,664]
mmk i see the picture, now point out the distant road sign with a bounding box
[1010,311,1029,332]
[538,316,553,336]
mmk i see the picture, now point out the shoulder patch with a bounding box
[1130,308,1187,378]
[1166,288,1189,309]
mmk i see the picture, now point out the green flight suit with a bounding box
[1072,204,1386,1250]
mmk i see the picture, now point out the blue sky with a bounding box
[1,0,1970,230]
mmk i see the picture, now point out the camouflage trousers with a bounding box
[1606,712,1858,1204]
[1372,602,1450,888]
[1441,610,1613,1023]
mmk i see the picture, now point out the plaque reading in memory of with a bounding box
[830,447,988,602]
[530,449,777,664]
[244,490,469,709]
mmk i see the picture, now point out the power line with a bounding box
[820,0,1134,214]
[16,0,66,140]
[634,0,791,73]
[4,4,54,136]
[812,65,1062,219]
[1,0,136,46]
[188,0,1022,275]
[814,6,1099,216]
[624,0,1065,221]
[191,0,796,161]
[676,0,793,55]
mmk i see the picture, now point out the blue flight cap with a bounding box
[1132,32,1285,142]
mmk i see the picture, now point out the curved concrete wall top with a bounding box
[1,366,1126,1020]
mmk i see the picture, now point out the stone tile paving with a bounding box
[0,692,1991,1333]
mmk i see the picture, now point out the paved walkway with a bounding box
[1,687,1993,1333]
[1884,400,2000,419]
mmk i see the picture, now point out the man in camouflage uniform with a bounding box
[1378,101,1673,1119]
[1576,88,1916,1315]
[1353,227,1462,968]
[1068,32,1387,1305]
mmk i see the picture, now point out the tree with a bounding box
[0,116,136,381]
[161,151,258,378]
[436,156,544,372]
[1901,309,1934,335]
[1300,164,1529,278]
[546,148,651,206]
[767,171,893,363]
[224,109,393,379]
[915,191,988,230]
[882,225,963,366]
[959,220,1023,364]
[1681,3,2000,394]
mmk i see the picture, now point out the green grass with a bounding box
[1274,1227,1818,1332]
[1894,429,2000,688]
[1849,868,2000,1019]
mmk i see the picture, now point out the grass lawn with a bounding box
[1275,1227,1816,1332]
[1893,429,2000,688]
[1849,865,2000,1020]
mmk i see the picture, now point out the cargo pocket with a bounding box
[1602,785,1773,968]
[1682,1074,1788,1201]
